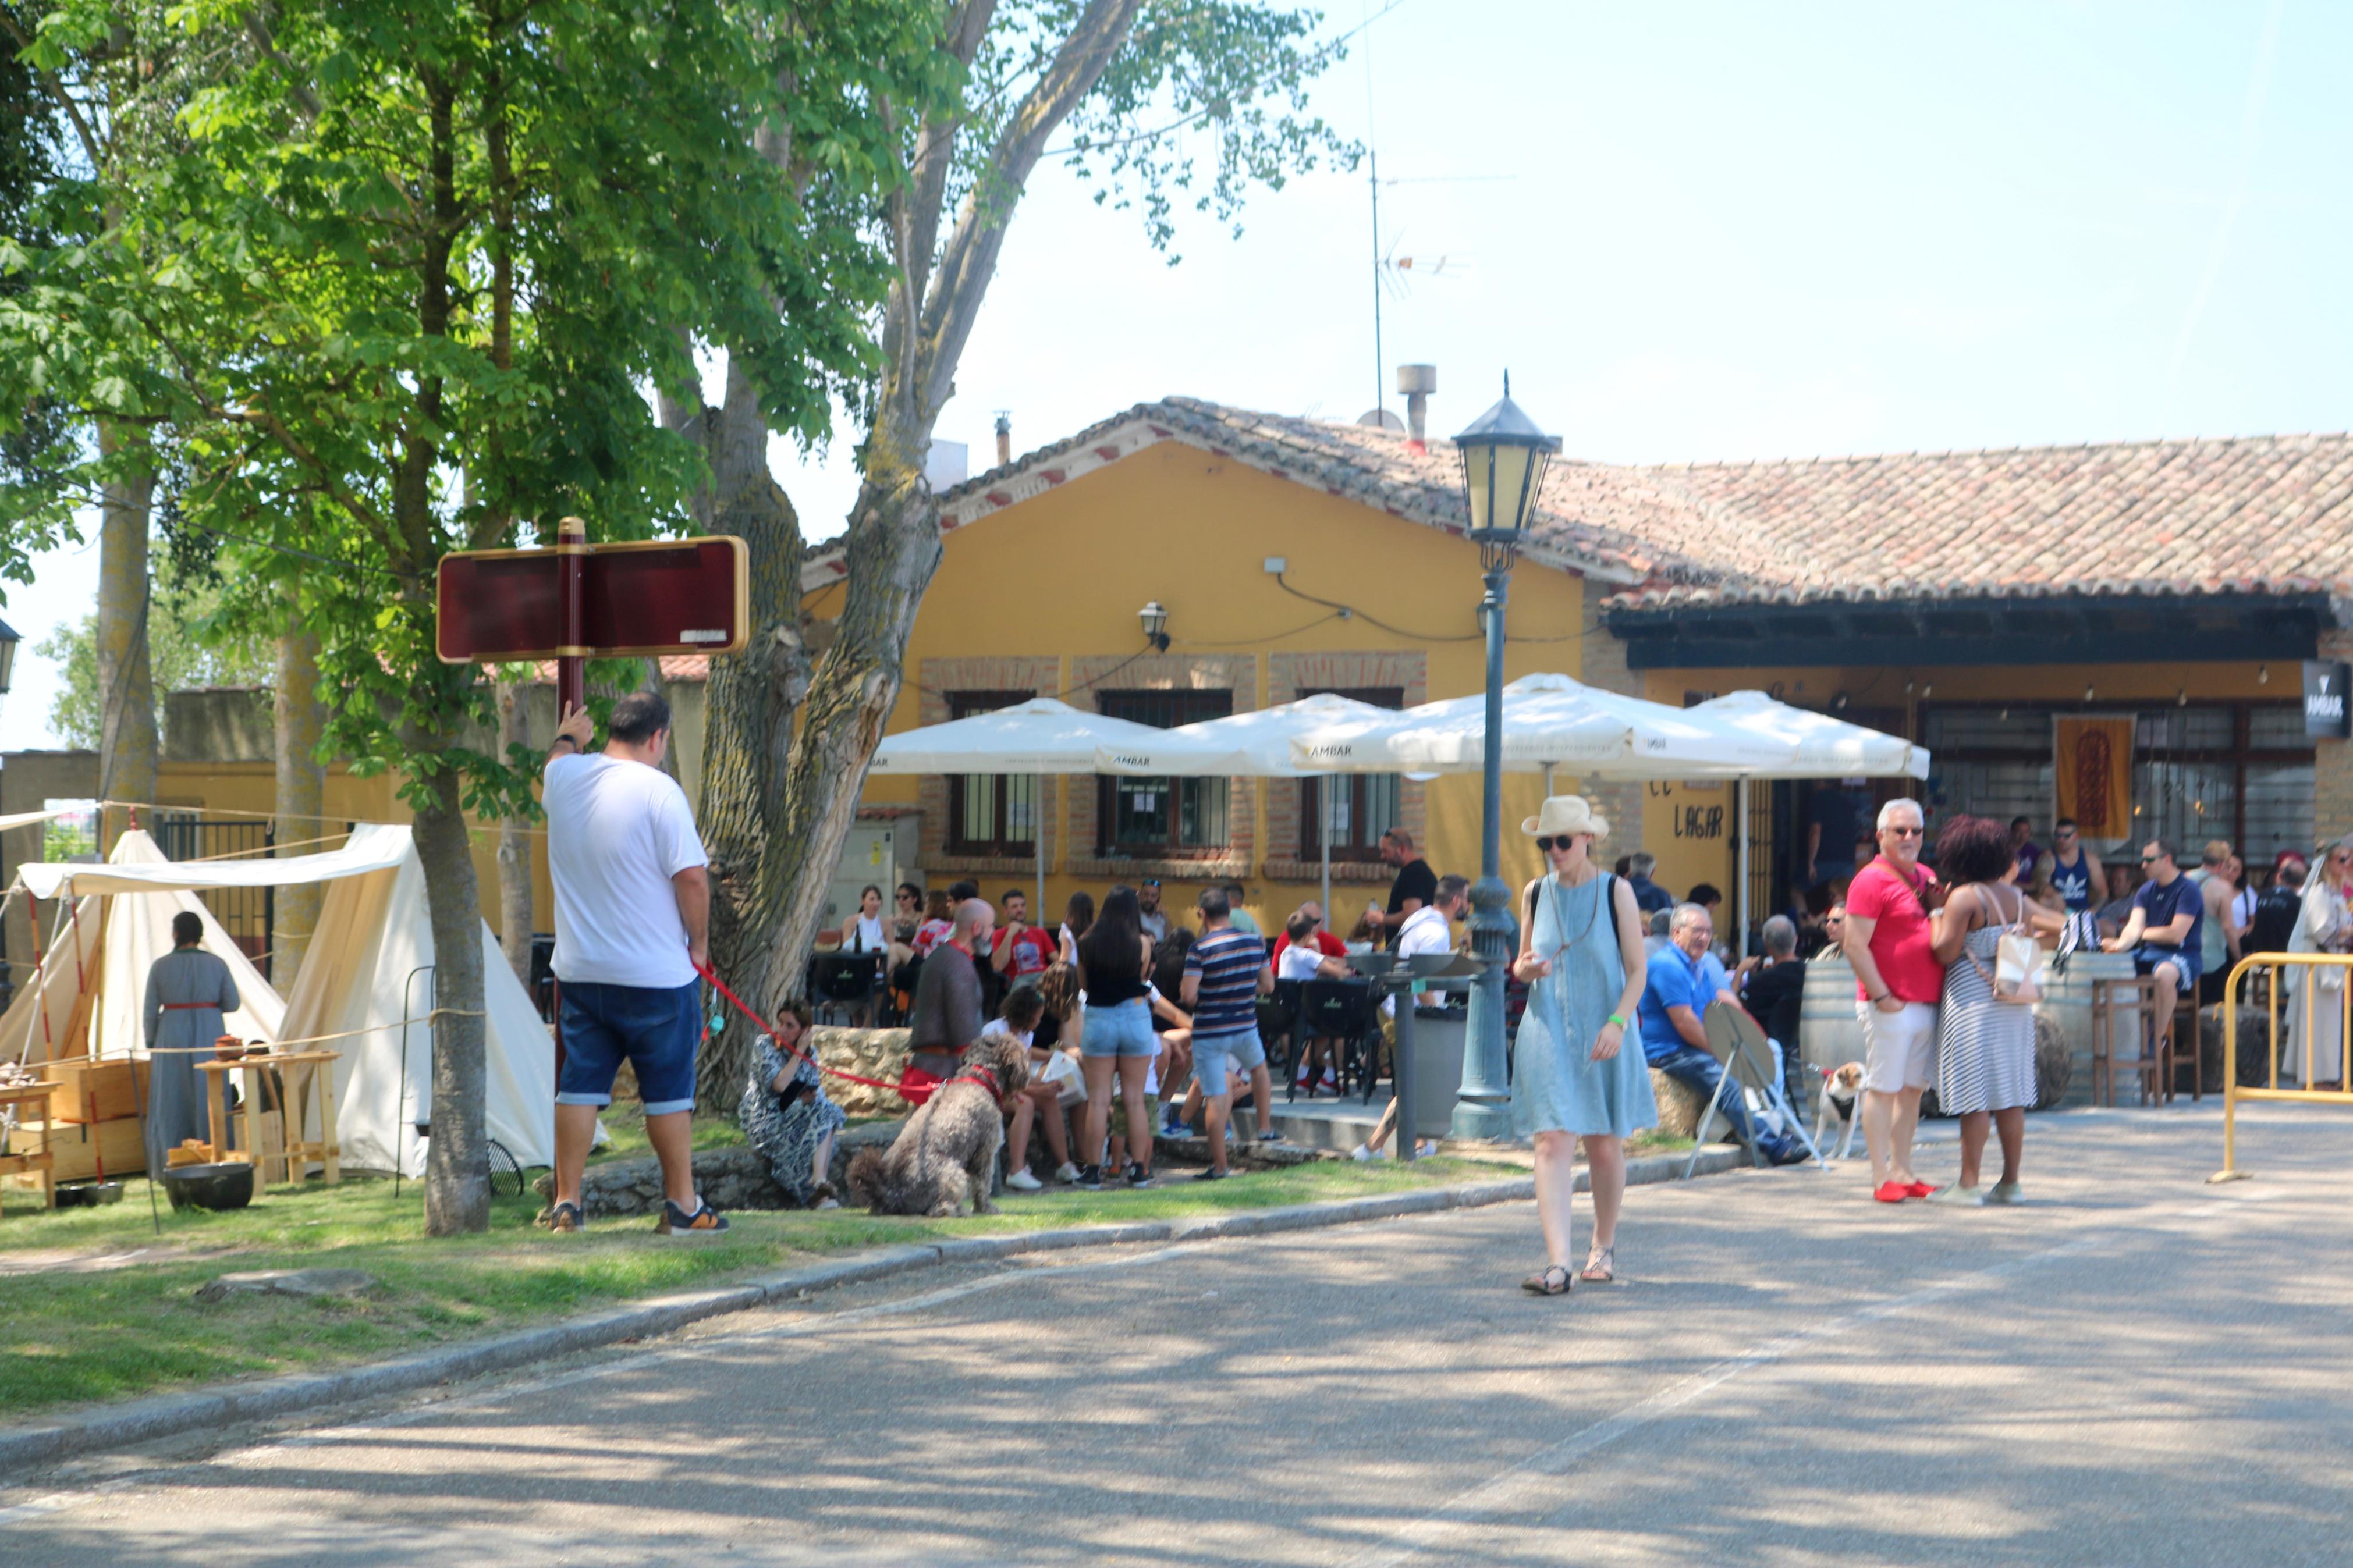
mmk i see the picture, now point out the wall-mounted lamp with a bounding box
[2177,688,2189,707]
[1831,691,1850,710]
[2259,663,2270,685]
[2083,684,2096,702]
[1138,599,1170,652]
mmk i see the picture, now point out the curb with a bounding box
[0,1144,1747,1471]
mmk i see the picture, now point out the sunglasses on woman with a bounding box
[1535,834,1588,852]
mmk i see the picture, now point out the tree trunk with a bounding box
[495,676,535,987]
[691,362,811,1108]
[93,422,157,851]
[271,605,325,991]
[748,408,941,1029]
[413,767,490,1235]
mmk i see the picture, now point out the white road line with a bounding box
[1337,1189,2283,1567]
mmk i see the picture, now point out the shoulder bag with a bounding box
[1966,883,2046,1005]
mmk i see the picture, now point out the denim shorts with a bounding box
[1080,996,1158,1058]
[558,979,701,1115]
[2135,947,2198,994]
[1194,1026,1266,1097]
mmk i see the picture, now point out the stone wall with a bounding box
[811,1026,913,1118]
[541,1119,905,1219]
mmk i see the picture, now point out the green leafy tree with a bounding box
[679,0,1358,1105]
[0,0,937,1231]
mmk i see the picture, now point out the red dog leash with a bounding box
[694,959,909,1094]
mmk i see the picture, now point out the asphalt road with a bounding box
[4,1103,2347,1566]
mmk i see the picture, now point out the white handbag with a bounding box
[1970,885,2046,1005]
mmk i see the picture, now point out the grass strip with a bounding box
[0,1155,1496,1416]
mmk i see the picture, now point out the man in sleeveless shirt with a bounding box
[2046,819,2103,913]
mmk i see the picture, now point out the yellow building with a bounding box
[827,397,1662,933]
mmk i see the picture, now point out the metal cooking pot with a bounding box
[160,1162,255,1213]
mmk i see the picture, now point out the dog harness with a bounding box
[947,1065,1003,1099]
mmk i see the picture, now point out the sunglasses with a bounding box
[1884,825,1923,838]
[1535,834,1588,852]
[1140,878,1160,888]
[2140,854,2164,864]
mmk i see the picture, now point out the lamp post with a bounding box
[1451,376,1560,1140]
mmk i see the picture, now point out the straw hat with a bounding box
[1521,794,1609,841]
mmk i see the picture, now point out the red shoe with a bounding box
[1903,1181,1937,1199]
[1874,1181,1910,1204]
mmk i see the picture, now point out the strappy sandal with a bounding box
[1520,1264,1573,1296]
[1580,1246,1615,1283]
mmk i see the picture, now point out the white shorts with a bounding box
[1858,999,1938,1093]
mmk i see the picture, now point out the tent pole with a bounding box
[1737,778,1752,959]
[1035,774,1046,933]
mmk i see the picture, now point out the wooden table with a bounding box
[194,1051,342,1187]
[0,1082,61,1213]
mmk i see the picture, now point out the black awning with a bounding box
[1604,591,2331,671]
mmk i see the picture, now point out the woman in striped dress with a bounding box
[1929,815,2063,1205]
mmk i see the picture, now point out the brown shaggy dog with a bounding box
[846,1033,1031,1217]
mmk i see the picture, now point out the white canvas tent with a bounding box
[2,829,283,1065]
[7,823,551,1175]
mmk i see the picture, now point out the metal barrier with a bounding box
[2211,951,2353,1183]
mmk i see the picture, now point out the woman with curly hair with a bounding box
[1928,813,2063,1204]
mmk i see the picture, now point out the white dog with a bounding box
[1812,1062,1866,1161]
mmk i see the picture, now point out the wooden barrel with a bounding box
[1800,959,1866,1073]
[2033,950,2136,1108]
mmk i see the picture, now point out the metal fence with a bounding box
[2212,952,2353,1183]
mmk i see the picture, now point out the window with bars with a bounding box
[946,692,1038,856]
[1094,688,1234,855]
[1296,687,1406,861]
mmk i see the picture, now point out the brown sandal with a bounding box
[1521,1264,1573,1296]
[1581,1246,1615,1283]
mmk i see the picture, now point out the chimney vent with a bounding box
[1397,364,1437,450]
[993,411,1012,468]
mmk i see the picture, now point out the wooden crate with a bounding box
[13,1117,144,1182]
[45,1058,154,1125]
[12,1112,288,1184]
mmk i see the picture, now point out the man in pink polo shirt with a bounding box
[1841,797,1946,1204]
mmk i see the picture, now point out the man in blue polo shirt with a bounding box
[2102,835,2203,1046]
[1640,902,1804,1165]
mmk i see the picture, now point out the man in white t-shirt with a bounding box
[541,692,723,1238]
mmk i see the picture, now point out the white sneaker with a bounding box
[1005,1168,1044,1192]
[1053,1162,1081,1184]
[1350,1144,1379,1161]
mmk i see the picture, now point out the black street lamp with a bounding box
[1452,375,1560,1140]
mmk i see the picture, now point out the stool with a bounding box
[2166,998,2205,1102]
[2091,976,2162,1106]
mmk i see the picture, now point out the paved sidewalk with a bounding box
[5,1103,2341,1565]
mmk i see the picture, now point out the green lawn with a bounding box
[0,1154,1500,1417]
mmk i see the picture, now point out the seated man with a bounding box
[2102,837,2202,1053]
[1640,902,1804,1165]
[1736,913,1809,1112]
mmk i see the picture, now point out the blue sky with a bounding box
[6,0,2343,747]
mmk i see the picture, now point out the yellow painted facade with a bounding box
[847,440,1599,933]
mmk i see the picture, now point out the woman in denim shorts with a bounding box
[1075,885,1160,1189]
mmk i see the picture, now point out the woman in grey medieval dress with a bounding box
[1510,797,1654,1297]
[738,1002,845,1209]
[141,911,237,1174]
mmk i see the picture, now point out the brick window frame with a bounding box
[915,657,1059,879]
[1264,652,1427,885]
[1068,653,1256,882]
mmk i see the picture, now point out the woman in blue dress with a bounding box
[1510,796,1655,1296]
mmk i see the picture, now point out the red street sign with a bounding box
[435,534,751,663]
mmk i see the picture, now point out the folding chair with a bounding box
[1684,1004,1824,1178]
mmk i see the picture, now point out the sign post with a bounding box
[438,518,751,1092]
